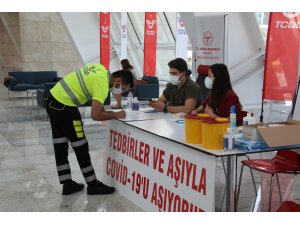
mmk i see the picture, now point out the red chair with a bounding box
[237,150,300,211]
[196,64,211,102]
[277,201,300,212]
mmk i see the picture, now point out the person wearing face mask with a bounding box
[191,63,243,126]
[112,59,138,109]
[149,58,201,114]
[46,64,134,196]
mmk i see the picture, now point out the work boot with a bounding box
[62,180,84,195]
[87,180,115,195]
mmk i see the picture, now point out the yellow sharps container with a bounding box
[184,114,209,144]
[201,117,229,149]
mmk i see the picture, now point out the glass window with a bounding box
[109,12,190,80]
[255,12,269,43]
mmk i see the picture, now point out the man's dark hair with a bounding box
[168,58,191,77]
[111,70,134,88]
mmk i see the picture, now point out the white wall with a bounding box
[181,12,265,106]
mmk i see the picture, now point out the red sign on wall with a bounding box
[100,12,110,70]
[143,12,157,76]
[263,12,300,101]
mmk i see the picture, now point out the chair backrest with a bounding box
[135,84,159,100]
[8,71,57,85]
[197,64,210,77]
[276,150,300,166]
[196,64,211,102]
[141,76,159,84]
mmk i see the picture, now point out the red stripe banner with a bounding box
[263,12,300,101]
[143,12,157,76]
[100,12,110,70]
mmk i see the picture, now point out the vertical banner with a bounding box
[263,12,300,101]
[144,12,157,76]
[120,12,128,60]
[100,12,110,70]
[192,15,226,76]
[175,12,189,60]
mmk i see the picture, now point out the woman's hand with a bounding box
[191,110,198,115]
[205,106,216,118]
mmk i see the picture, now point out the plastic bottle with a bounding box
[132,97,139,111]
[243,112,256,126]
[127,92,133,109]
[229,105,236,128]
[224,128,235,150]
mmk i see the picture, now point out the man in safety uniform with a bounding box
[46,64,134,195]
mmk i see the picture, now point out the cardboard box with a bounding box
[243,122,265,142]
[257,120,300,147]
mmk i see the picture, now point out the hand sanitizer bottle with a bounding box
[229,105,236,128]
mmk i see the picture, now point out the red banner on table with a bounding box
[263,12,300,101]
[100,12,110,70]
[143,12,157,76]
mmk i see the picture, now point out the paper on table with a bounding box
[139,108,160,113]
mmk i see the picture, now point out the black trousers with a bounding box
[46,93,97,184]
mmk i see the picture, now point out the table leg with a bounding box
[225,155,237,211]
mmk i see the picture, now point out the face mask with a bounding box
[204,77,213,89]
[170,74,183,85]
[109,82,123,95]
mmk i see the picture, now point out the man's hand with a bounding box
[149,101,165,112]
[115,109,126,119]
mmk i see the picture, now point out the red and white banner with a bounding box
[192,15,227,76]
[104,120,216,212]
[100,12,110,70]
[143,12,157,76]
[120,12,128,60]
[263,12,300,101]
[175,12,189,60]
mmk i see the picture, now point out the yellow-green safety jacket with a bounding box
[51,64,109,106]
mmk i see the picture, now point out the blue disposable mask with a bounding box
[170,73,183,85]
[204,77,213,89]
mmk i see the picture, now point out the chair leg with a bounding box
[249,168,258,212]
[250,168,258,196]
[275,173,283,203]
[268,174,274,212]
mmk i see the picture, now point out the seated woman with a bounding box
[112,59,138,109]
[192,63,243,126]
[149,58,201,114]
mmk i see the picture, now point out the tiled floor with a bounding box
[0,86,299,212]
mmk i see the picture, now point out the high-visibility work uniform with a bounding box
[46,64,108,184]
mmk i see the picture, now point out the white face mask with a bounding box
[109,82,123,95]
[170,73,183,85]
[204,77,213,89]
